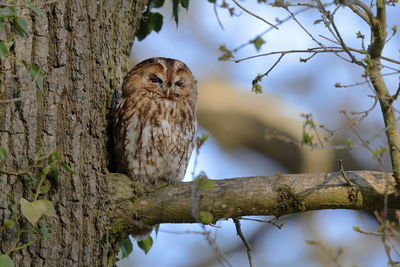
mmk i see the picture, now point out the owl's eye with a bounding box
[175,81,183,87]
[150,76,163,84]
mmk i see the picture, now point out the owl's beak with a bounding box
[164,81,172,98]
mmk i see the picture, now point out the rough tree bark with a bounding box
[0,1,145,266]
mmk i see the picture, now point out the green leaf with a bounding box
[0,147,7,161]
[27,4,42,15]
[60,161,76,174]
[3,219,16,229]
[0,7,17,19]
[208,0,217,3]
[39,225,52,239]
[345,138,353,147]
[120,237,133,258]
[48,151,62,161]
[301,133,314,145]
[313,19,322,24]
[196,133,209,149]
[20,198,43,225]
[23,62,45,90]
[40,185,50,194]
[195,174,214,191]
[20,198,57,225]
[0,41,8,60]
[252,83,263,94]
[377,0,384,8]
[0,254,14,267]
[198,211,213,224]
[181,0,190,9]
[14,17,28,38]
[137,236,153,254]
[35,200,57,217]
[353,226,361,232]
[135,12,164,41]
[172,0,180,25]
[150,0,165,8]
[392,25,398,35]
[251,37,265,52]
[154,224,160,237]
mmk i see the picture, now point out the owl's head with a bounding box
[122,57,197,104]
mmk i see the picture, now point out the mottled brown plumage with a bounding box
[114,57,198,184]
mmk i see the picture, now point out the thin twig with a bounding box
[339,160,355,188]
[213,3,225,30]
[284,7,324,47]
[233,218,254,267]
[389,80,400,104]
[231,0,278,29]
[253,53,285,84]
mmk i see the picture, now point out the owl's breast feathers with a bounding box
[114,93,196,183]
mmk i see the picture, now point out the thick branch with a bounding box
[107,171,398,239]
[365,1,400,189]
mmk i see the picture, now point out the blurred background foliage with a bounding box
[119,0,400,266]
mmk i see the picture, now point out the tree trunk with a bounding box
[0,1,145,266]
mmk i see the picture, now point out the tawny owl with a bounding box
[113,57,198,184]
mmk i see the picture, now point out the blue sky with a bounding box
[119,1,400,266]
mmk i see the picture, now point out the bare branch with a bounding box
[233,218,254,267]
[231,0,278,29]
[107,171,398,239]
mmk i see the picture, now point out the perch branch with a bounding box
[107,171,399,239]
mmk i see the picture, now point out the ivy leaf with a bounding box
[0,147,7,161]
[48,151,62,161]
[136,12,163,41]
[60,161,76,174]
[14,17,28,38]
[149,0,165,8]
[181,0,190,9]
[20,198,57,225]
[120,237,133,258]
[0,41,9,60]
[0,7,17,19]
[154,224,160,237]
[26,3,42,15]
[172,0,180,25]
[20,198,43,225]
[137,236,153,254]
[3,219,16,229]
[23,62,45,91]
[39,225,52,239]
[0,254,14,267]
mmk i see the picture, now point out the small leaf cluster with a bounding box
[194,172,215,224]
[0,148,75,266]
[136,0,190,41]
[118,228,159,260]
[0,4,45,91]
